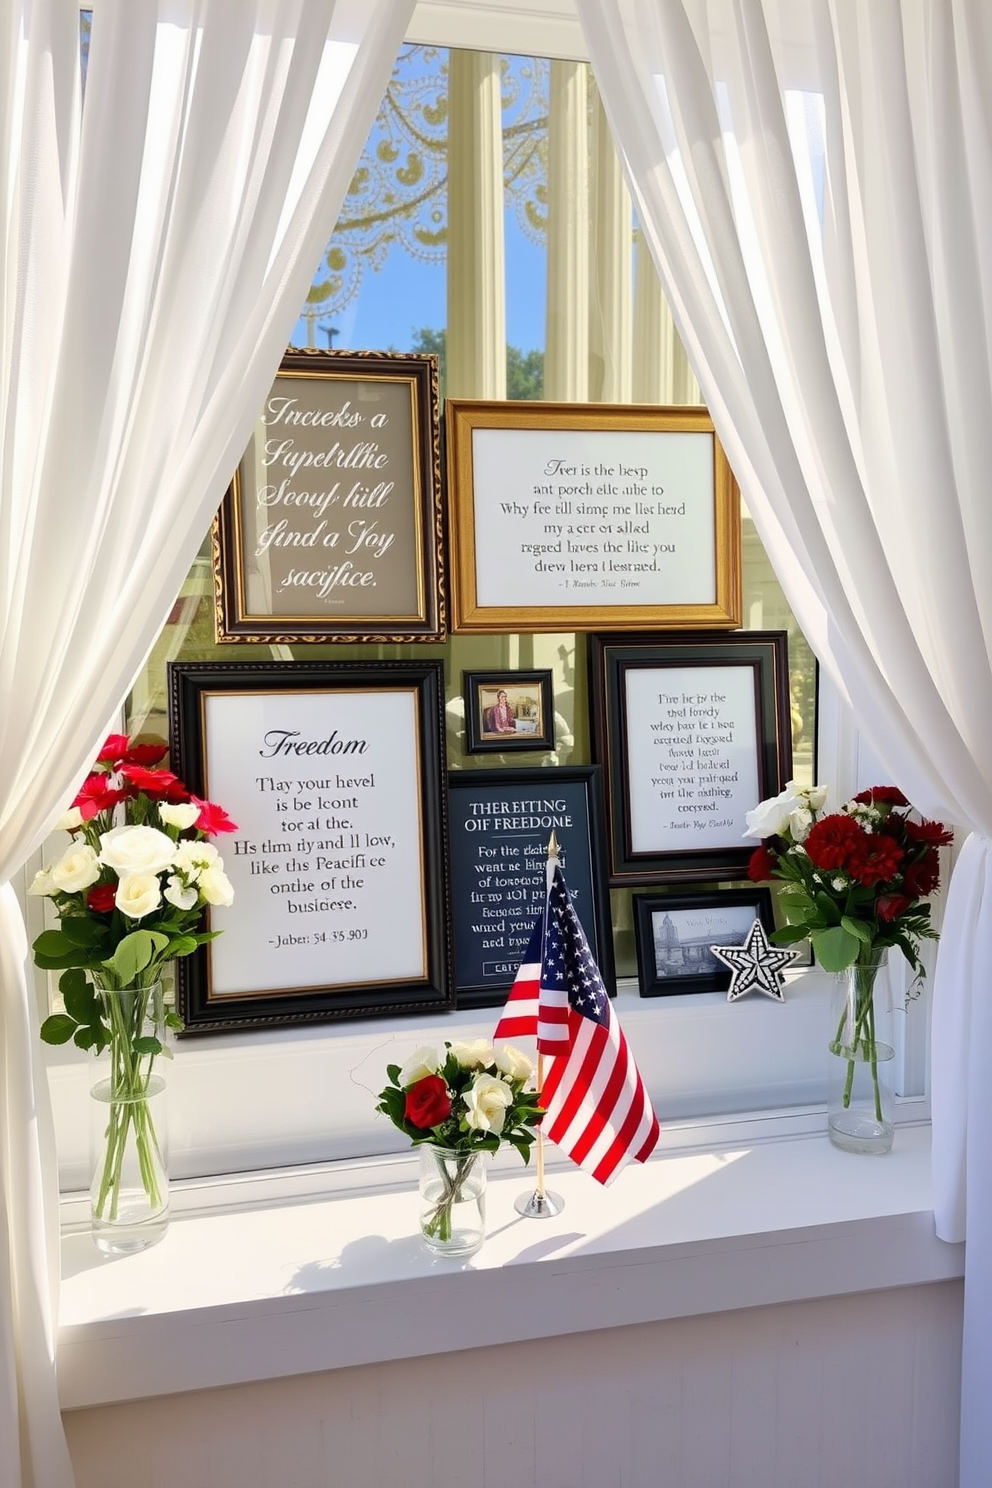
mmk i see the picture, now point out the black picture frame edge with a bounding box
[167,657,453,1035]
[633,886,775,998]
[588,630,793,886]
[462,668,555,754]
[445,763,616,1010]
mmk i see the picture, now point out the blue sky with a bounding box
[291,204,547,357]
[290,46,548,357]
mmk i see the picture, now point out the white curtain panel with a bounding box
[0,2,414,1484]
[577,1,992,1480]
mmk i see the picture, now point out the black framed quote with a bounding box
[168,660,452,1032]
[589,631,792,884]
[212,349,445,642]
[446,766,615,1009]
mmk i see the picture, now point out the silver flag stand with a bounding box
[515,831,565,1219]
[515,1054,564,1217]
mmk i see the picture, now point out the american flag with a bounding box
[495,864,660,1185]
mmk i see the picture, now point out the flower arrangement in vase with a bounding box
[745,781,952,1151]
[376,1039,543,1255]
[29,732,236,1249]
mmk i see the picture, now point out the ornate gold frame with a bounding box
[213,349,445,643]
[445,399,741,633]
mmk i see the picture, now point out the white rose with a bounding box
[464,1073,513,1134]
[787,806,814,842]
[399,1046,441,1087]
[164,875,199,911]
[115,872,162,920]
[28,866,57,896]
[198,865,234,907]
[173,840,220,877]
[450,1038,494,1068]
[50,843,101,893]
[494,1044,533,1082]
[743,781,807,839]
[54,806,84,832]
[99,824,176,876]
[159,802,201,831]
[806,785,828,812]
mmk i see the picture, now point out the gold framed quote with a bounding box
[213,349,445,643]
[445,400,741,633]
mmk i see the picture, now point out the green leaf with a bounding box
[778,893,813,924]
[166,935,198,959]
[813,892,842,925]
[59,917,107,949]
[385,1063,401,1084]
[811,924,860,972]
[840,916,872,944]
[32,929,74,959]
[59,966,87,997]
[133,1036,163,1056]
[39,1014,77,1045]
[63,977,100,1025]
[105,928,167,985]
[770,924,811,945]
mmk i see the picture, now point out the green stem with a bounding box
[422,1150,480,1243]
[93,984,165,1224]
[831,959,884,1122]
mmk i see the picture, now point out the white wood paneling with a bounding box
[64,1282,962,1488]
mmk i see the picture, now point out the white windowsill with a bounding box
[57,1120,962,1413]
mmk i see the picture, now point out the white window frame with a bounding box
[27,0,931,1204]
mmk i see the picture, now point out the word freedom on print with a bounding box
[463,798,573,833]
[257,729,369,758]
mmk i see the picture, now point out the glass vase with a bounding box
[418,1144,487,1257]
[89,982,170,1254]
[827,949,895,1155]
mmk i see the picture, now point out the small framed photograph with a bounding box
[633,888,775,997]
[213,349,445,643]
[445,399,741,633]
[168,659,452,1032]
[463,670,554,754]
[589,630,792,884]
[446,765,615,1008]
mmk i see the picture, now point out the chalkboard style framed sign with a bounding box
[168,660,452,1032]
[589,631,792,884]
[446,765,615,1009]
[213,349,445,643]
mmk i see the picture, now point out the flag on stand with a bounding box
[495,863,660,1186]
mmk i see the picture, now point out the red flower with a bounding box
[86,883,117,914]
[903,850,941,899]
[803,814,867,872]
[748,845,777,882]
[849,833,903,887]
[95,734,131,765]
[852,786,909,807]
[160,777,192,804]
[122,742,169,768]
[404,1074,451,1129]
[877,894,912,922]
[119,763,179,797]
[904,818,954,848]
[191,796,238,834]
[73,772,127,820]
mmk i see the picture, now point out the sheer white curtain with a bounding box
[0,2,413,1484]
[577,1,992,1482]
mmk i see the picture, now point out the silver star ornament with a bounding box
[709,920,797,1002]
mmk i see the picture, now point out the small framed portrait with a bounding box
[633,887,775,997]
[463,670,554,754]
